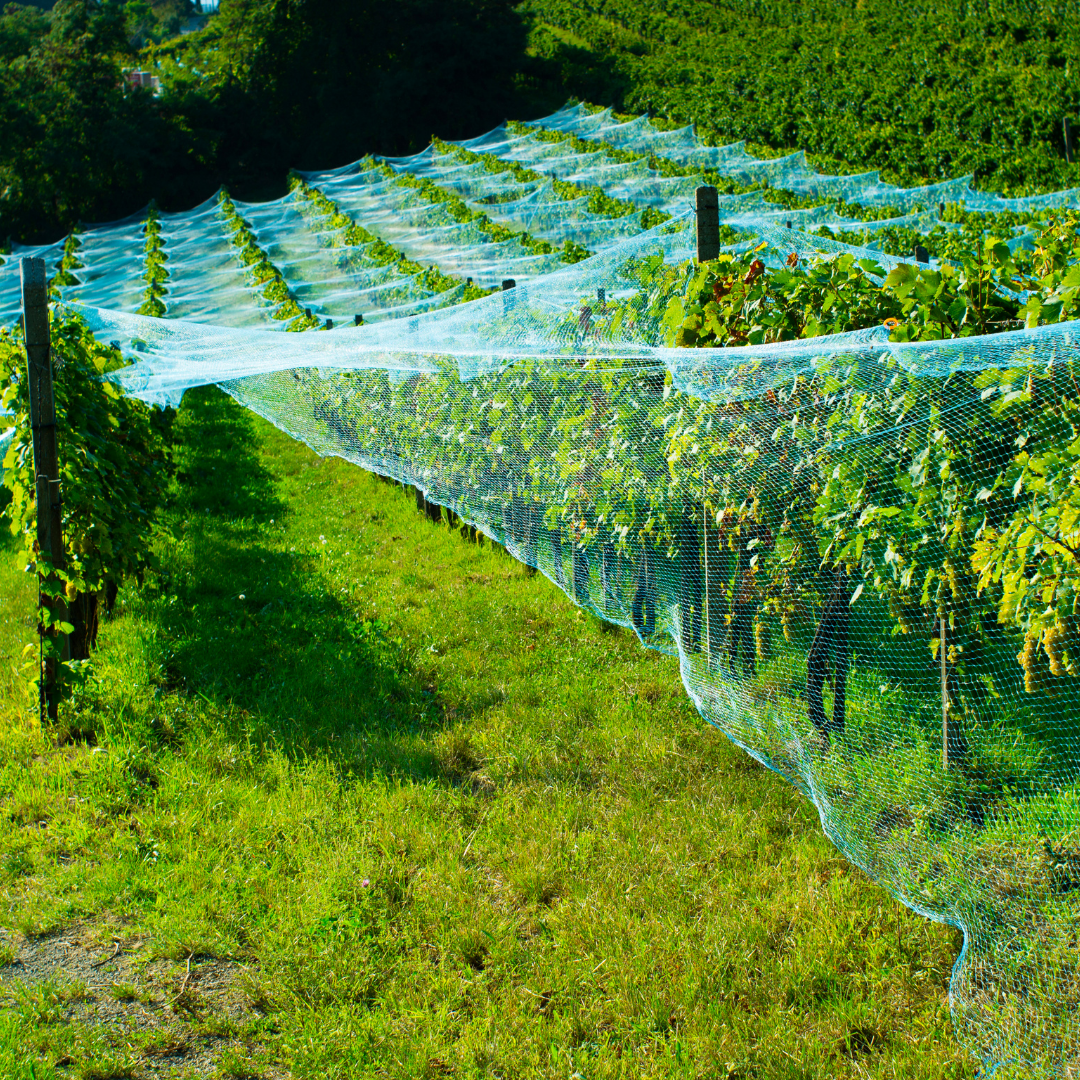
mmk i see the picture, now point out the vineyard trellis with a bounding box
[2,102,1080,1076]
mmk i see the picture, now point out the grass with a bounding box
[0,386,989,1078]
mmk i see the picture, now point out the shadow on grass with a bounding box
[128,386,443,779]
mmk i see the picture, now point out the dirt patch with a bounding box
[0,925,280,1078]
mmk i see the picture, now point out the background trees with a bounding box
[2,0,1079,247]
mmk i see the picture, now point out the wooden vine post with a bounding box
[940,612,950,770]
[1066,118,1075,166]
[702,465,710,663]
[21,257,67,723]
[696,195,719,661]
[695,186,720,263]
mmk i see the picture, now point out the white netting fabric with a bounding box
[1,241,66,325]
[529,102,1080,214]
[5,103,1080,1076]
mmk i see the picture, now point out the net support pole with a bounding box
[703,466,710,663]
[21,257,67,724]
[695,186,720,263]
[1066,118,1075,166]
[940,612,949,770]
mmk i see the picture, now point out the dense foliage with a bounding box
[0,0,547,243]
[674,218,1080,348]
[269,213,1080,718]
[3,0,1078,244]
[0,0,195,243]
[0,315,173,679]
[48,229,85,298]
[136,202,168,317]
[523,0,1080,195]
[666,222,1080,705]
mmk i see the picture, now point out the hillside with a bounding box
[2,4,1080,1072]
[523,0,1080,193]
[1,0,1077,243]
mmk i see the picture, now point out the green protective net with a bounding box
[5,103,1080,1075]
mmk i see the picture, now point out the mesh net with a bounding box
[7,102,1080,1076]
[1,240,66,326]
[528,102,1080,215]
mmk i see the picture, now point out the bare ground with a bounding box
[0,924,282,1078]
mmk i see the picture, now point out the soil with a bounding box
[0,924,283,1078]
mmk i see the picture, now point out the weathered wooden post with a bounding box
[940,613,950,770]
[703,467,710,663]
[630,539,655,637]
[501,278,517,315]
[21,257,67,723]
[1065,118,1074,166]
[695,186,720,263]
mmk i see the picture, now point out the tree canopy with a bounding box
[1,0,1077,244]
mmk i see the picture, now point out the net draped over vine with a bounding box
[2,103,1080,1077]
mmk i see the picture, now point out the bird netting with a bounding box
[3,102,1080,1077]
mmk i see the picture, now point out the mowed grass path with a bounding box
[0,388,977,1079]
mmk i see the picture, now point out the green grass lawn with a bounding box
[0,387,983,1079]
